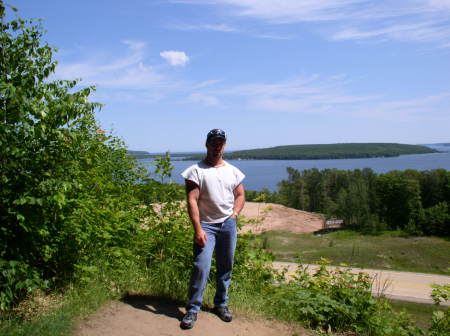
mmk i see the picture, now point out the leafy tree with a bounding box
[274,167,450,237]
[0,4,142,308]
[335,179,369,227]
[303,168,329,212]
[418,169,450,208]
[278,167,309,210]
[376,172,423,232]
[421,202,450,236]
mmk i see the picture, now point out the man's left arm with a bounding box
[231,183,245,219]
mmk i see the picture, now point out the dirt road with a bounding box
[273,262,450,306]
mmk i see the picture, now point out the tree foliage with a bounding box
[186,143,438,160]
[274,167,449,235]
[0,5,144,309]
[0,7,275,314]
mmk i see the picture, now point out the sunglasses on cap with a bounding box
[206,129,226,143]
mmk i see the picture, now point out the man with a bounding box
[180,129,245,329]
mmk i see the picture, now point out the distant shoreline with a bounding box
[182,143,439,161]
[128,143,444,161]
[132,151,447,162]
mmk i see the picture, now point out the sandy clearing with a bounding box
[239,202,324,234]
[74,296,309,336]
[150,201,325,234]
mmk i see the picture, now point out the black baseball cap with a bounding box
[206,129,226,143]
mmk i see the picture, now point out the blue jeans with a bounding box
[186,217,237,313]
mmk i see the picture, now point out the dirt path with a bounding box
[75,296,309,336]
[273,262,450,306]
[74,265,449,336]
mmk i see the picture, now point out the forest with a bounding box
[246,167,450,236]
[186,143,438,160]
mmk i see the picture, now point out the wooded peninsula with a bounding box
[184,143,438,160]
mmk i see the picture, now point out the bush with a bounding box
[428,284,450,336]
[267,260,423,335]
[0,5,144,309]
[0,260,47,311]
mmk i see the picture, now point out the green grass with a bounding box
[0,282,111,336]
[251,230,450,275]
[0,261,181,336]
[389,299,444,330]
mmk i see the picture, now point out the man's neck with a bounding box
[204,156,225,167]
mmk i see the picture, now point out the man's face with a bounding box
[206,138,226,158]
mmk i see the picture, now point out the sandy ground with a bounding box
[75,296,309,336]
[239,202,324,234]
[273,262,450,306]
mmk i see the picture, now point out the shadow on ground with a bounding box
[120,294,186,321]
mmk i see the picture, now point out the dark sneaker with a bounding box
[180,312,197,329]
[213,306,232,322]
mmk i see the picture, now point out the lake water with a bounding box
[138,150,450,191]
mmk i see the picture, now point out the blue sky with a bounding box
[8,0,450,152]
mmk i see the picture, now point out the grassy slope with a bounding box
[252,230,450,275]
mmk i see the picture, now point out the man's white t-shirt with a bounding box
[181,160,245,224]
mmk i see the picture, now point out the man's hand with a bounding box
[195,228,208,247]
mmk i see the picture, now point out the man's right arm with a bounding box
[185,179,207,247]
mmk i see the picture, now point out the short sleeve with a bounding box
[233,167,245,188]
[181,164,200,186]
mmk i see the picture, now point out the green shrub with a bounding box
[267,260,423,335]
[0,260,47,311]
[429,310,450,336]
[0,5,144,309]
[428,285,450,336]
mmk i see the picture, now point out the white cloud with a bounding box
[56,40,165,89]
[253,33,293,40]
[167,21,294,40]
[332,21,450,44]
[180,0,450,46]
[188,92,220,106]
[168,23,238,32]
[188,73,450,122]
[210,0,368,23]
[427,0,450,10]
[192,79,224,89]
[192,75,378,114]
[53,33,449,122]
[160,50,190,66]
[348,92,450,121]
